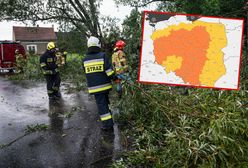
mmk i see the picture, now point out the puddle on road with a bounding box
[0,78,78,143]
[0,78,49,143]
[0,77,124,167]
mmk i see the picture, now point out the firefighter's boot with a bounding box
[54,91,62,98]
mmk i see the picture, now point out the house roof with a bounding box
[13,26,57,41]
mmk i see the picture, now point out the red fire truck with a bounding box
[0,41,26,72]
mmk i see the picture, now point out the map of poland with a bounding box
[151,21,227,86]
[139,11,244,90]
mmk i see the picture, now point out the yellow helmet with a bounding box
[47,42,56,50]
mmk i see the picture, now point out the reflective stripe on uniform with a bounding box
[40,63,46,67]
[88,83,112,94]
[105,69,114,76]
[100,113,112,121]
[52,86,59,91]
[47,90,54,94]
[43,69,58,75]
[43,70,53,75]
[84,59,104,66]
[115,67,123,72]
[47,58,53,62]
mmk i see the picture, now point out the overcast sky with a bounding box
[0,0,157,40]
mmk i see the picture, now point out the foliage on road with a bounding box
[113,81,248,167]
[111,1,248,167]
[25,124,49,133]
[0,123,49,150]
[0,144,5,149]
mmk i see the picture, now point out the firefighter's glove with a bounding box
[112,75,119,81]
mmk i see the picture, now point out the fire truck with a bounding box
[0,41,26,72]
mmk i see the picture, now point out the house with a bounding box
[13,26,57,55]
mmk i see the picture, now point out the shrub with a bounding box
[113,47,248,167]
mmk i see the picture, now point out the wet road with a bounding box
[0,77,121,168]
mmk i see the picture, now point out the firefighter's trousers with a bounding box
[94,92,114,128]
[45,73,61,97]
[115,73,130,96]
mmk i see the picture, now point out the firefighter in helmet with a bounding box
[40,42,61,100]
[15,48,26,73]
[55,50,64,67]
[112,40,129,98]
[82,36,116,131]
[55,48,67,67]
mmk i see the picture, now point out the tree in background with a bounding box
[0,0,124,52]
[115,0,247,77]
[157,0,246,18]
[0,0,102,37]
[56,30,87,54]
[121,9,142,79]
[115,0,246,17]
[100,16,121,55]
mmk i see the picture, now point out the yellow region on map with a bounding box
[162,55,183,73]
[151,21,227,86]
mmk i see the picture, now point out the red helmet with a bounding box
[115,40,126,49]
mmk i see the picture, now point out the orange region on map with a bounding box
[151,21,227,86]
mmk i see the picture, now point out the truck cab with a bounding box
[0,41,26,72]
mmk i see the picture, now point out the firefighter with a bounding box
[82,36,116,131]
[55,49,67,67]
[40,42,61,100]
[15,49,26,73]
[55,50,64,67]
[111,40,129,98]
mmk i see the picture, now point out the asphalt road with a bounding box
[0,77,121,168]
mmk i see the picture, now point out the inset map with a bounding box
[139,11,244,90]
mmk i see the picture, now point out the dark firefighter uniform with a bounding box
[40,42,61,99]
[83,36,115,130]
